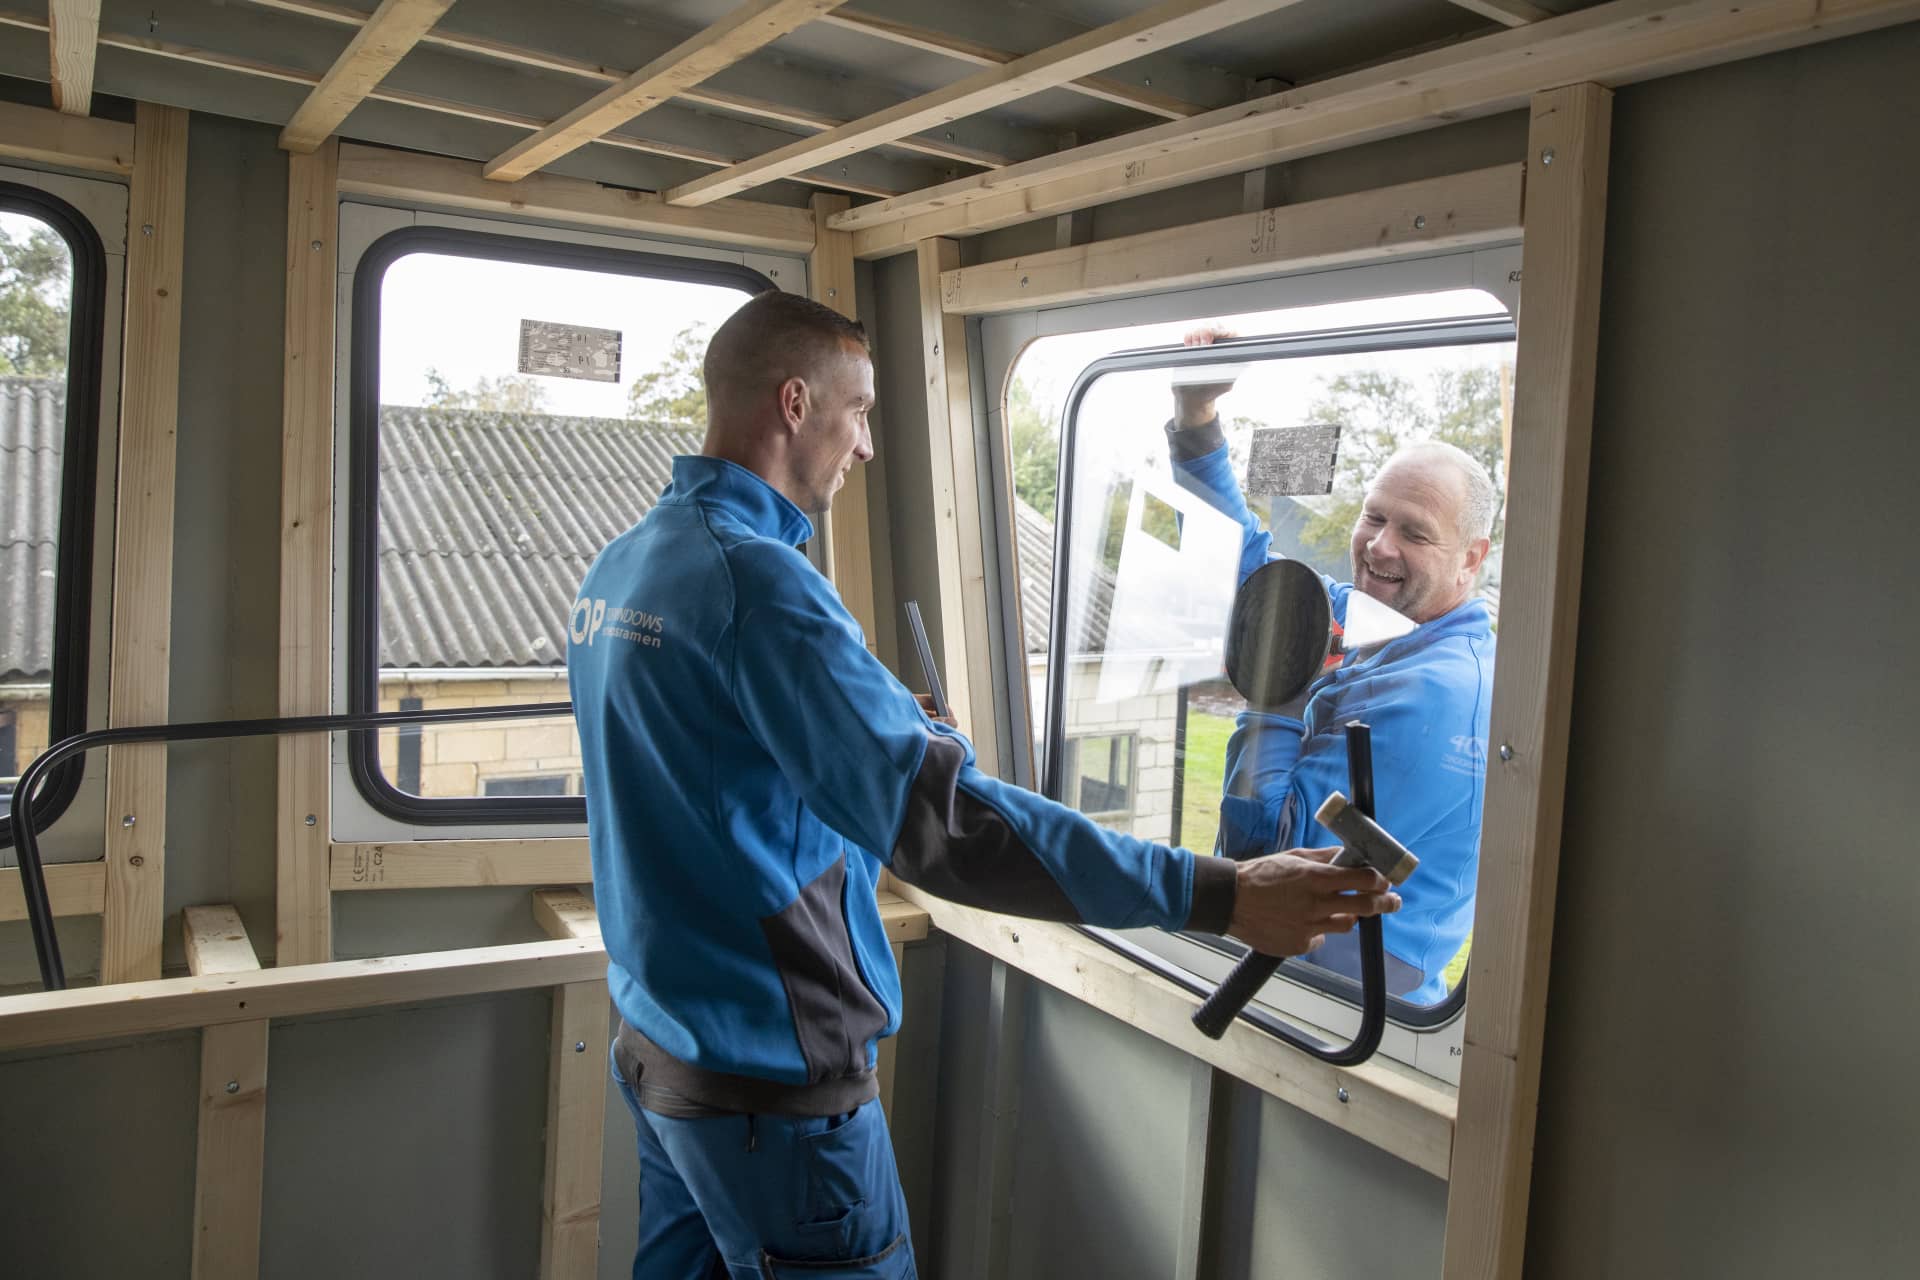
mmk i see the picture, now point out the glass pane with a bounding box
[372,249,753,799]
[1033,293,1510,1011]
[0,209,74,802]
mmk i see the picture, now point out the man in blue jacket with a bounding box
[1165,328,1497,1007]
[567,291,1400,1280]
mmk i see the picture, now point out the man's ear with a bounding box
[1461,536,1492,581]
[777,375,809,434]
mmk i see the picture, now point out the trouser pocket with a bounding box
[759,1232,914,1279]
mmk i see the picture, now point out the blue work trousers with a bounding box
[613,1063,917,1279]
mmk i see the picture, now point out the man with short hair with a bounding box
[1166,328,1497,1005]
[568,291,1401,1279]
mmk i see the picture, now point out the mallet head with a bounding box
[1314,791,1419,885]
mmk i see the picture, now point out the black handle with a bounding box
[7,701,575,992]
[1188,721,1391,1066]
[903,600,950,720]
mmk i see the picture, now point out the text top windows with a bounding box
[352,231,760,820]
[1014,291,1511,1015]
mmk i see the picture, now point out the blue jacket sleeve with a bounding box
[724,546,1237,934]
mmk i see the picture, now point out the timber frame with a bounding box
[2,4,1914,1277]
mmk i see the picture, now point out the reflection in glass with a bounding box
[371,250,752,798]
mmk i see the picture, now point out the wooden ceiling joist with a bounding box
[663,0,1309,208]
[482,0,849,183]
[833,0,1920,254]
[818,6,1208,120]
[1446,0,1553,25]
[47,0,100,115]
[241,0,1006,170]
[279,0,457,153]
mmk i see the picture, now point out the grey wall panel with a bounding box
[260,991,551,1279]
[0,1033,200,1278]
[331,886,555,958]
[164,111,287,967]
[1527,24,1920,1277]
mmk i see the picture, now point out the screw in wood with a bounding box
[1337,1087,1350,1104]
[226,1081,240,1094]
[1414,215,1427,230]
[122,814,136,828]
[304,814,317,826]
[1541,148,1555,166]
[1498,743,1514,762]
[574,1041,587,1053]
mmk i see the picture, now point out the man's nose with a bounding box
[1366,527,1399,560]
[854,424,874,463]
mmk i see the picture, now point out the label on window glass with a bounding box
[517,319,623,382]
[1245,423,1341,496]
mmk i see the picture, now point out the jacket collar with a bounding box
[664,455,815,547]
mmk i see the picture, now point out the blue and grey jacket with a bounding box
[1169,422,1493,1006]
[567,456,1237,1112]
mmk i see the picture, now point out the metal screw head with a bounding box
[1010,931,1021,944]
[827,287,837,299]
[1541,147,1556,166]
[1499,743,1514,762]
[121,814,135,828]
[1413,215,1427,230]
[944,131,955,140]
[141,223,154,237]
[1143,77,1152,86]
[310,239,323,252]
[225,1080,240,1095]
[304,813,317,827]
[1019,275,1029,287]
[574,1041,586,1054]
[1336,1087,1350,1104]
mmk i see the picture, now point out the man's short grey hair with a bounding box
[1382,441,1500,543]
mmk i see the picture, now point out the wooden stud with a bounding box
[832,0,1920,251]
[330,840,593,891]
[891,881,1456,1179]
[0,861,106,921]
[532,890,607,1280]
[664,0,1308,207]
[101,103,189,986]
[808,193,880,648]
[277,0,457,153]
[532,888,601,942]
[483,0,848,182]
[939,164,1525,316]
[335,144,817,255]
[277,142,339,968]
[1446,0,1552,24]
[817,7,1206,120]
[0,938,608,1052]
[0,97,132,174]
[184,905,267,1280]
[47,0,100,116]
[914,239,1000,776]
[1441,83,1613,1280]
[1173,1061,1220,1280]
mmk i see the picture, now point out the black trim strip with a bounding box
[1,182,108,852]
[345,224,774,827]
[1042,321,1509,1036]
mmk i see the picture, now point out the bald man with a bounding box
[1166,329,1497,1006]
[567,292,1399,1279]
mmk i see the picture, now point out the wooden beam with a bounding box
[818,7,1206,120]
[100,103,188,987]
[875,891,929,945]
[1442,83,1612,1280]
[330,840,593,890]
[914,239,999,776]
[183,905,262,978]
[664,0,1306,207]
[277,143,338,968]
[336,144,817,254]
[278,0,457,153]
[1446,0,1553,25]
[940,164,1524,315]
[0,938,608,1052]
[831,0,1920,251]
[532,890,606,1280]
[0,861,106,922]
[483,0,848,182]
[0,97,132,174]
[238,0,1006,170]
[808,193,880,647]
[182,907,268,1280]
[893,880,1456,1179]
[47,0,100,115]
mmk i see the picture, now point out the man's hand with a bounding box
[915,693,959,730]
[1225,846,1399,958]
[1172,326,1241,428]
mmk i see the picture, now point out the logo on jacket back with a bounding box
[570,596,665,649]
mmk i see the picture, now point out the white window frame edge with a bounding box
[978,243,1523,1088]
[328,199,809,844]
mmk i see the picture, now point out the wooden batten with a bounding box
[938,164,1525,315]
[100,103,189,986]
[0,862,107,922]
[0,97,133,174]
[47,0,102,116]
[277,142,340,968]
[329,840,594,891]
[278,0,457,153]
[532,890,607,1280]
[807,193,880,648]
[1442,83,1614,1280]
[183,906,267,1280]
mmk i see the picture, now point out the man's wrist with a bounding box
[1164,415,1227,463]
[1186,852,1238,935]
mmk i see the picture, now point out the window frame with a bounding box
[0,180,109,851]
[1062,731,1138,821]
[342,222,776,828]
